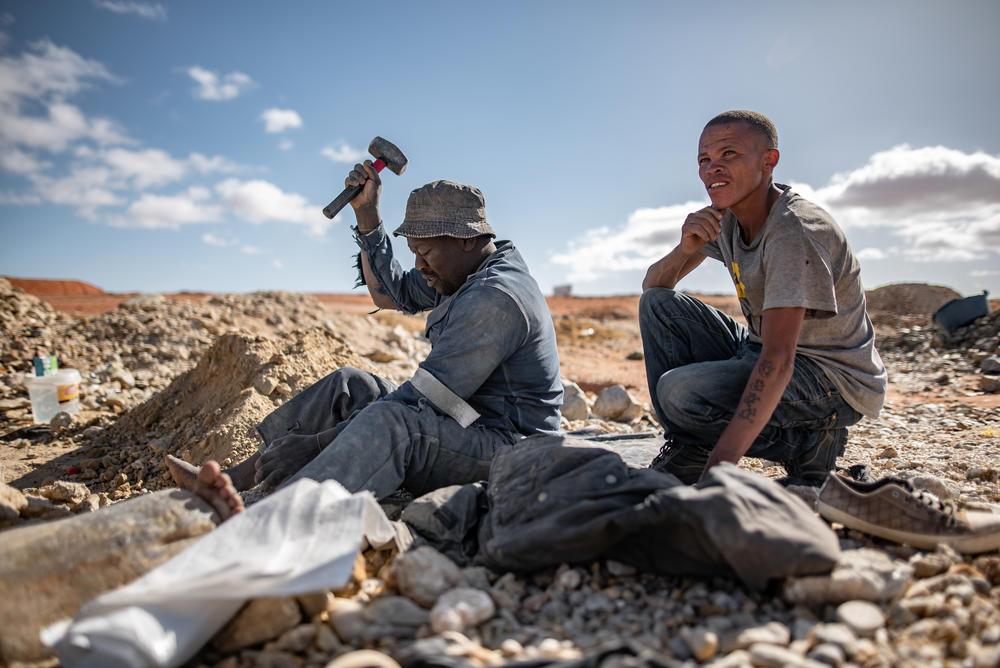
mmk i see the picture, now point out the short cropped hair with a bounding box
[705,110,778,150]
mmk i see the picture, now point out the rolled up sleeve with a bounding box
[354,225,437,313]
[385,286,527,425]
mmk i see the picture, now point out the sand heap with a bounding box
[91,328,375,494]
[865,282,962,315]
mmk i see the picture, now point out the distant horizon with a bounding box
[5,274,984,301]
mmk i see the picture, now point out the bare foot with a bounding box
[165,455,244,520]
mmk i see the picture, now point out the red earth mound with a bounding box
[4,277,104,296]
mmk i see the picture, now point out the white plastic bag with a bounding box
[42,479,400,668]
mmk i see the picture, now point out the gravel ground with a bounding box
[2,279,999,668]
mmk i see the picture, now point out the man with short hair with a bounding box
[641,110,886,486]
[168,163,563,519]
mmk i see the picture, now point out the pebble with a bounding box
[393,546,461,607]
[835,600,885,637]
[681,626,719,661]
[720,622,791,652]
[748,643,827,668]
[430,587,495,633]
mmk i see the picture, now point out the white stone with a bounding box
[430,587,496,633]
[681,626,718,662]
[836,600,885,638]
[720,621,791,652]
[560,385,590,421]
[393,546,461,607]
[784,548,913,605]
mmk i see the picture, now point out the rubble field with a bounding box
[1,277,998,668]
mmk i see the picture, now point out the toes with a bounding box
[198,460,222,486]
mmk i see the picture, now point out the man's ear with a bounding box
[461,237,478,252]
[764,148,780,171]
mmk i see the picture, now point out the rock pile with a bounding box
[171,540,999,668]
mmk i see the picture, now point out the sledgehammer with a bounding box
[322,136,408,219]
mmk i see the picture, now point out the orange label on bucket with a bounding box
[57,383,79,404]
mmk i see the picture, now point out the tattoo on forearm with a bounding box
[737,404,757,422]
[751,379,765,392]
[759,360,774,377]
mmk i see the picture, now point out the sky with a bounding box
[1,0,998,298]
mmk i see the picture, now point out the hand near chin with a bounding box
[680,206,723,254]
[254,433,322,489]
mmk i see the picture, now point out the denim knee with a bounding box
[639,288,681,328]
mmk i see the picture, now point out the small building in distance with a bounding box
[552,284,572,297]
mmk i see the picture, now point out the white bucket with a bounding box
[24,369,82,424]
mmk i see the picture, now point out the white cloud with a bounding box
[0,38,129,165]
[261,108,302,133]
[187,66,254,101]
[554,145,1000,283]
[188,152,243,174]
[278,139,294,151]
[103,147,186,189]
[95,1,166,20]
[321,141,366,163]
[0,146,52,175]
[215,178,331,236]
[971,269,1000,277]
[241,245,263,254]
[855,248,887,261]
[550,202,704,283]
[0,190,42,205]
[272,259,284,269]
[31,165,124,218]
[110,187,224,228]
[0,38,119,109]
[202,232,237,247]
[0,102,129,152]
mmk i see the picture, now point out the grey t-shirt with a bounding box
[701,185,887,417]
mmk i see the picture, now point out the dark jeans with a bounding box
[638,288,862,464]
[257,367,520,500]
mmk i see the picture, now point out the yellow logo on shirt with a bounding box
[731,261,746,299]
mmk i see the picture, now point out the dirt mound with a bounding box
[865,282,961,315]
[4,277,104,295]
[0,278,78,372]
[95,329,375,493]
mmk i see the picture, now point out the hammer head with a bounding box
[369,136,408,175]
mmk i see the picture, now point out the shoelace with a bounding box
[901,479,960,528]
[648,438,674,468]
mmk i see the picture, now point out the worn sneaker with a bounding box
[817,474,1000,554]
[783,428,848,485]
[648,439,709,484]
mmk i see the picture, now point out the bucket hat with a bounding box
[393,180,496,239]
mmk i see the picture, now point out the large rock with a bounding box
[592,384,637,421]
[0,489,218,663]
[560,380,590,422]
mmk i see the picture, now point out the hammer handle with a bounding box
[322,158,387,219]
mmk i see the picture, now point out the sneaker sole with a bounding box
[817,501,1000,555]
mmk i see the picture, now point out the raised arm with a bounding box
[347,160,396,310]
